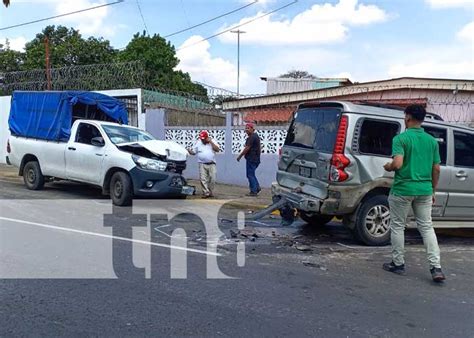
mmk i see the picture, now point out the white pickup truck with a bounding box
[6,119,195,206]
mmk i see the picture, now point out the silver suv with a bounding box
[272,101,474,245]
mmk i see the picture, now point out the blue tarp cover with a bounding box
[8,91,128,142]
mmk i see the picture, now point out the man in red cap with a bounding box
[237,122,261,196]
[188,130,220,198]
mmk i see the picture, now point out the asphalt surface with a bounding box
[1,166,474,337]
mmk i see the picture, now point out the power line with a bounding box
[0,0,124,32]
[164,0,258,38]
[177,0,298,51]
[179,0,192,28]
[135,0,149,34]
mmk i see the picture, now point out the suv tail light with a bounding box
[329,115,350,182]
[6,139,10,153]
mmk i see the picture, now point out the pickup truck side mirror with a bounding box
[91,136,105,147]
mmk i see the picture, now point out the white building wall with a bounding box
[0,96,11,164]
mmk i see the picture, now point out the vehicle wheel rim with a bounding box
[114,180,123,198]
[27,169,36,184]
[365,205,390,237]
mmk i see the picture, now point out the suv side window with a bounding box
[453,131,474,168]
[424,126,447,165]
[357,119,400,157]
[76,123,102,145]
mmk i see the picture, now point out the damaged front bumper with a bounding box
[129,166,195,198]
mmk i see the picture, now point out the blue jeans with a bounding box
[246,160,260,193]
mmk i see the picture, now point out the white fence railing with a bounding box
[165,126,288,154]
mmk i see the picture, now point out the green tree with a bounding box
[0,39,24,72]
[279,70,316,79]
[118,32,207,97]
[23,25,117,69]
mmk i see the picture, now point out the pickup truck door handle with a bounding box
[95,153,103,156]
[68,147,76,151]
[455,171,468,178]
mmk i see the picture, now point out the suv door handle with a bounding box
[455,171,468,178]
[68,147,76,151]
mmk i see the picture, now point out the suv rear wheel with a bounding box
[299,211,333,226]
[353,195,390,246]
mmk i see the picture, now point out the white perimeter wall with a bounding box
[0,96,11,164]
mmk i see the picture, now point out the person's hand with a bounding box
[432,193,436,204]
[237,156,241,162]
[383,162,392,172]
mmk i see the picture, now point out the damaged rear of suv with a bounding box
[272,101,474,245]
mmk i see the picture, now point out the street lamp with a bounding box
[230,29,246,97]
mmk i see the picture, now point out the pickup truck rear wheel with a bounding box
[23,161,45,190]
[110,172,133,206]
[299,211,333,226]
[353,195,390,246]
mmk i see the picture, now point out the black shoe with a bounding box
[246,192,258,197]
[383,262,406,275]
[257,187,261,193]
[430,267,446,282]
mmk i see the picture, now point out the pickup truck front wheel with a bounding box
[110,172,133,206]
[23,161,45,190]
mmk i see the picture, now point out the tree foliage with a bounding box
[0,40,24,72]
[279,70,316,79]
[118,32,207,97]
[23,25,117,69]
[0,26,207,98]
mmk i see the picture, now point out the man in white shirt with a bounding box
[187,130,220,198]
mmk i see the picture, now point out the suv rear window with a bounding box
[284,107,341,153]
[358,119,400,156]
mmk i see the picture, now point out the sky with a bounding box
[0,0,473,94]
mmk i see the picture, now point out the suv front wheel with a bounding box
[353,195,391,246]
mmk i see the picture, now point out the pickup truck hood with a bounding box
[118,140,188,161]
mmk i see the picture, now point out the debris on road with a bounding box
[302,261,328,271]
[295,244,312,252]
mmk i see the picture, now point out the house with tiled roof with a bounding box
[225,77,474,126]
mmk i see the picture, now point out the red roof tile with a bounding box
[244,107,295,123]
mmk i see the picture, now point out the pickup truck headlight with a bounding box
[132,155,167,171]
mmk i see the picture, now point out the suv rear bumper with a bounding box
[271,183,323,212]
[271,182,354,215]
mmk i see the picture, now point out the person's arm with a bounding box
[237,134,253,161]
[384,155,404,172]
[432,164,441,193]
[209,138,220,152]
[431,141,441,202]
[187,142,198,155]
[384,136,404,172]
[237,146,250,162]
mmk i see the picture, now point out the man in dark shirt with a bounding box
[237,123,261,196]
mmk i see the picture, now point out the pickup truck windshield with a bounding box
[102,125,155,144]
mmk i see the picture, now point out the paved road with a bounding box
[1,171,474,337]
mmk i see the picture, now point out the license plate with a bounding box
[299,166,312,178]
[181,186,196,196]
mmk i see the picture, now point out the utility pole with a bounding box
[230,29,245,97]
[44,37,51,91]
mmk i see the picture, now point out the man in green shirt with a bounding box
[383,105,445,282]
